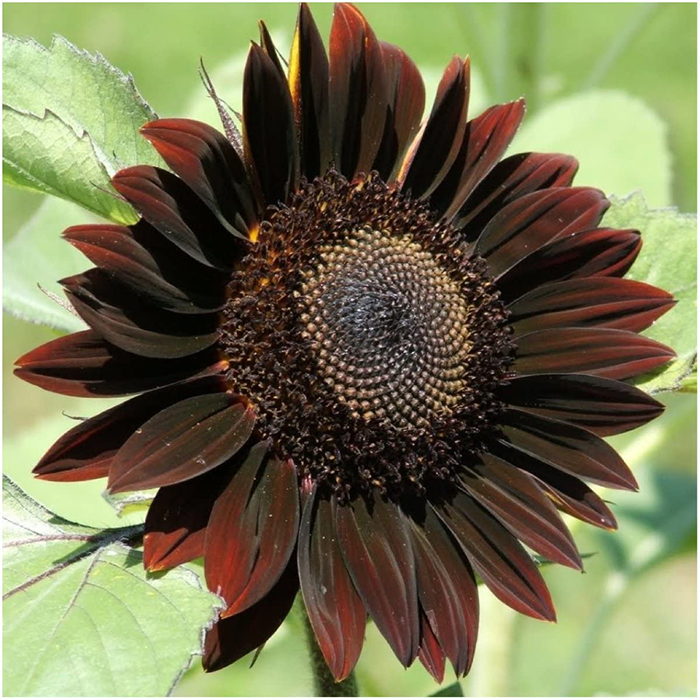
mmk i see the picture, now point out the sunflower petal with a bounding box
[497,227,642,302]
[108,393,255,493]
[399,56,470,198]
[335,493,420,667]
[372,41,425,182]
[432,99,526,222]
[508,277,676,334]
[144,465,232,571]
[514,327,675,380]
[202,561,299,672]
[435,495,556,621]
[456,152,578,237]
[298,485,366,682]
[205,442,300,616]
[112,166,242,269]
[289,3,332,179]
[63,224,225,314]
[243,43,299,208]
[498,408,639,489]
[461,453,582,569]
[410,507,479,677]
[61,270,219,359]
[32,376,225,481]
[500,373,665,437]
[476,187,609,277]
[14,329,225,397]
[140,118,260,237]
[329,3,388,178]
[484,438,618,530]
[418,614,446,683]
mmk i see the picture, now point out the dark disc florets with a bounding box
[220,171,514,500]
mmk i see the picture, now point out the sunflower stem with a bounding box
[299,601,358,697]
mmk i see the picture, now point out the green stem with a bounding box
[300,603,358,697]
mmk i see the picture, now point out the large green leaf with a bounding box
[603,192,697,394]
[3,34,165,222]
[3,106,136,223]
[3,196,92,332]
[509,90,672,208]
[2,476,223,697]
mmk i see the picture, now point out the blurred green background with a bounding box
[3,3,697,697]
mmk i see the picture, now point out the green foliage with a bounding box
[2,106,136,223]
[2,34,166,222]
[2,476,223,697]
[603,193,697,394]
[103,488,156,519]
[3,197,91,332]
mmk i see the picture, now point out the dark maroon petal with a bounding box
[399,56,470,199]
[456,152,579,238]
[112,166,242,269]
[298,485,366,682]
[500,373,665,437]
[508,277,676,335]
[460,454,582,569]
[418,615,446,683]
[484,439,618,530]
[372,41,425,182]
[108,393,256,493]
[497,407,638,490]
[144,464,232,572]
[335,493,420,667]
[497,227,642,303]
[410,507,479,677]
[14,329,225,398]
[62,270,219,360]
[476,188,609,277]
[243,42,299,207]
[63,224,225,314]
[202,561,299,673]
[140,118,260,238]
[32,376,225,482]
[328,3,388,178]
[431,100,526,222]
[514,327,675,380]
[289,3,331,180]
[434,495,556,621]
[205,442,300,616]
[258,20,286,77]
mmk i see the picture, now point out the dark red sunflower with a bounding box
[15,2,676,684]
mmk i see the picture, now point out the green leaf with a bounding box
[103,488,156,519]
[3,196,93,332]
[2,475,224,697]
[3,105,137,223]
[509,90,672,208]
[3,34,165,222]
[603,192,697,394]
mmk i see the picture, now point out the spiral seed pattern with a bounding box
[300,227,472,428]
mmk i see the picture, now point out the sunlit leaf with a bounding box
[3,34,165,222]
[603,192,697,394]
[2,475,224,697]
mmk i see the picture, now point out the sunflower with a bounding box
[15,2,676,684]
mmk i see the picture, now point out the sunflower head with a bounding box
[16,1,676,684]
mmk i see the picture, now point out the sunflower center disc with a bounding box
[221,171,514,500]
[300,228,472,429]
